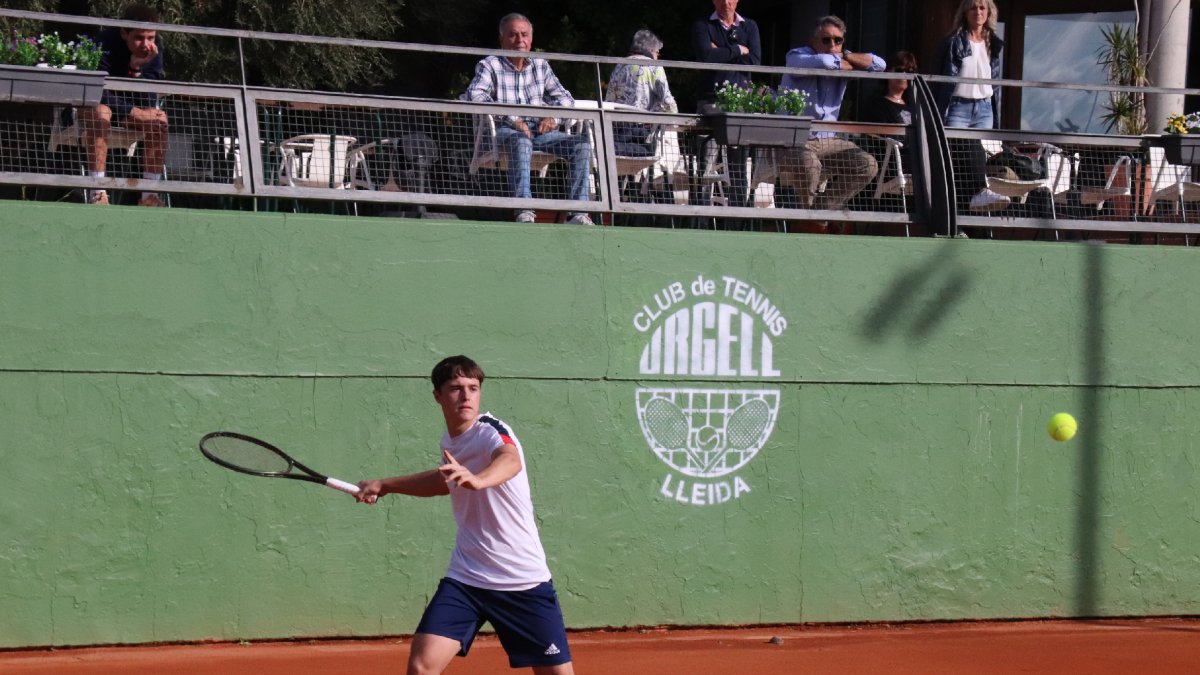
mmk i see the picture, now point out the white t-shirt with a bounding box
[953,39,994,100]
[441,413,551,591]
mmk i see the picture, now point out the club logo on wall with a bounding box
[632,275,786,506]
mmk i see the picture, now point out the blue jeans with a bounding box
[494,127,592,203]
[943,96,993,129]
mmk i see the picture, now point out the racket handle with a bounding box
[325,477,361,495]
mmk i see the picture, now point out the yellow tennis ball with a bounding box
[1048,413,1077,442]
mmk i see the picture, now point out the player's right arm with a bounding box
[356,469,450,503]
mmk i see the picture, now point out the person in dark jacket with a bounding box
[691,0,761,103]
[691,0,761,213]
[77,2,168,206]
[861,51,918,126]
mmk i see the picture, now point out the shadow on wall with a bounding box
[1076,241,1106,617]
[859,238,1108,618]
[858,240,972,344]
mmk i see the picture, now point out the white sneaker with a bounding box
[515,210,536,223]
[969,188,1011,212]
[567,213,595,225]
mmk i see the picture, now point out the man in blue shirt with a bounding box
[778,16,883,210]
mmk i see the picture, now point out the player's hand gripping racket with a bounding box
[199,431,360,496]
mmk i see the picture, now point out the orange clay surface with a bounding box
[3,619,1199,674]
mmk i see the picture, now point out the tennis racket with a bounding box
[198,431,360,496]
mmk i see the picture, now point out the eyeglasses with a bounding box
[820,36,845,46]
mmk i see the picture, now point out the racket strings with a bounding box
[644,398,689,449]
[725,399,770,449]
[204,436,291,474]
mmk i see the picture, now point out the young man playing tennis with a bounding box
[356,355,574,675]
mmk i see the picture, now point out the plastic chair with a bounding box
[871,135,913,200]
[986,142,1071,218]
[1147,146,1200,220]
[276,133,359,189]
[467,114,561,180]
[573,100,664,202]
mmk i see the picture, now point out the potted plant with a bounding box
[703,81,811,147]
[1160,112,1200,166]
[1,30,107,106]
[72,36,104,72]
[1096,23,1148,135]
[5,34,43,67]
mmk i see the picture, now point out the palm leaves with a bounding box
[1096,22,1149,135]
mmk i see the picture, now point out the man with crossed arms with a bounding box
[780,15,883,211]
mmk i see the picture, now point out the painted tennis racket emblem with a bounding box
[636,388,779,479]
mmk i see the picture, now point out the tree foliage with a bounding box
[4,0,403,90]
[5,0,736,104]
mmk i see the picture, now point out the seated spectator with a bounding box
[861,51,917,125]
[463,13,594,225]
[778,15,882,209]
[605,29,677,154]
[858,51,917,194]
[77,1,169,206]
[606,30,687,208]
[606,30,677,114]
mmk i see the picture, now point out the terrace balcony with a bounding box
[1,9,1197,243]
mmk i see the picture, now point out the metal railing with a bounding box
[2,8,1198,238]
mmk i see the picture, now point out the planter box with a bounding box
[1160,134,1200,166]
[0,64,107,107]
[704,111,812,148]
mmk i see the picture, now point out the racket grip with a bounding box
[325,477,361,495]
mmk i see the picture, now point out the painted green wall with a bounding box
[2,203,1198,647]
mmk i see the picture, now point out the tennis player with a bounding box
[356,355,574,675]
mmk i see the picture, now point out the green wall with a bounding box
[1,202,1198,647]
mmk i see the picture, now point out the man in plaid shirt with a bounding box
[465,13,594,225]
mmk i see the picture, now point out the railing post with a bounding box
[910,75,956,237]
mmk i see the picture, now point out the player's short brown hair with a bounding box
[431,355,486,390]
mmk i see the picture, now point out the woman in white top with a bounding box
[938,0,1004,128]
[937,0,1009,212]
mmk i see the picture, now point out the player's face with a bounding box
[499,20,532,52]
[434,376,482,426]
[122,29,157,58]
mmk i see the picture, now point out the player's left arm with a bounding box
[439,445,522,490]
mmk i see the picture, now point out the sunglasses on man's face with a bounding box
[820,36,845,46]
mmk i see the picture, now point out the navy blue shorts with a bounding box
[416,577,572,668]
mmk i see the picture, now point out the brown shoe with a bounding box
[87,190,109,205]
[137,194,166,207]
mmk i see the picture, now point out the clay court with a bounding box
[3,619,1199,674]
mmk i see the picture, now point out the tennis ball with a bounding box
[1048,413,1077,442]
